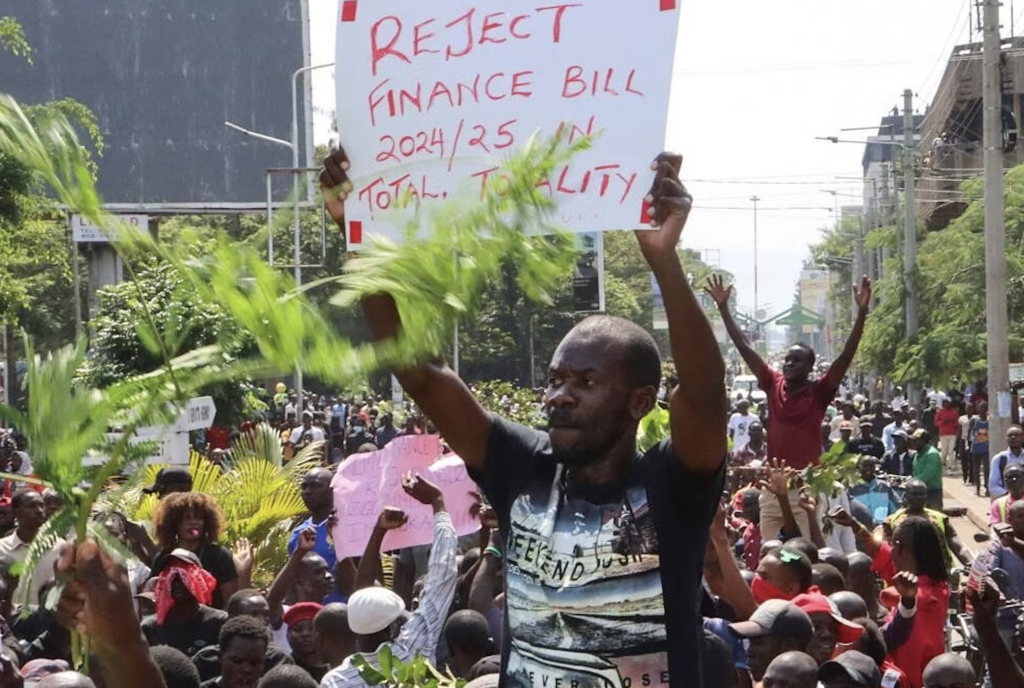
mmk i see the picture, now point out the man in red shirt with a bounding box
[706,274,872,539]
[935,398,960,469]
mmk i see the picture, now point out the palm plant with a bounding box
[100,423,322,585]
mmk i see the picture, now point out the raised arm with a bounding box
[821,277,871,391]
[704,274,767,380]
[635,153,726,476]
[354,507,409,592]
[320,148,491,471]
[709,504,757,620]
[268,527,317,627]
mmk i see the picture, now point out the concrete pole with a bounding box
[984,0,1011,448]
[751,195,760,330]
[903,88,919,406]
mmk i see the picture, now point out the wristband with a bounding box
[485,546,502,559]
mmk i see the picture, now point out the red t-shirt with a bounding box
[757,367,837,470]
[873,543,949,688]
[935,408,960,436]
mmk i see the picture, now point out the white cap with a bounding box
[348,587,406,635]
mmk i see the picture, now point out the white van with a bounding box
[731,374,767,405]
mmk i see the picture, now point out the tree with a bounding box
[79,260,260,426]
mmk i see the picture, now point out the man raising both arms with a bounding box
[320,150,726,688]
[706,273,871,539]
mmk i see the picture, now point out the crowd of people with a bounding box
[1,150,1024,688]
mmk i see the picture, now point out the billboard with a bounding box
[799,269,830,334]
[0,1,309,204]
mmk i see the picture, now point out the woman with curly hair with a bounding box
[150,492,238,609]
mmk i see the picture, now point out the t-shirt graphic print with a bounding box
[504,467,667,688]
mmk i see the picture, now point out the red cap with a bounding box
[283,601,323,628]
[791,592,864,644]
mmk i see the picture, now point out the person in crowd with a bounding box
[882,408,907,453]
[973,500,1024,650]
[733,422,768,466]
[990,463,1024,524]
[883,480,973,567]
[701,630,738,688]
[151,492,239,609]
[833,510,949,688]
[830,590,868,621]
[375,413,399,448]
[968,576,1024,687]
[729,398,756,453]
[443,610,494,679]
[850,617,912,688]
[314,603,355,669]
[289,468,344,582]
[811,563,846,596]
[989,424,1024,499]
[882,430,914,478]
[849,421,885,459]
[752,545,814,605]
[848,457,900,527]
[269,527,335,652]
[192,589,293,682]
[970,402,992,496]
[762,651,819,688]
[323,146,728,686]
[0,489,60,611]
[289,410,326,456]
[864,401,894,440]
[142,548,228,657]
[909,430,943,510]
[830,402,863,442]
[935,399,961,468]
[921,653,978,688]
[733,488,762,571]
[818,650,883,688]
[257,665,319,688]
[151,645,203,688]
[281,602,328,681]
[728,598,814,683]
[320,474,457,687]
[957,403,976,486]
[791,591,864,665]
[144,466,195,500]
[201,615,270,687]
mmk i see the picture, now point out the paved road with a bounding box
[943,475,991,560]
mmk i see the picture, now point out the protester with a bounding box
[989,425,1024,499]
[970,403,992,497]
[883,480,973,567]
[848,457,900,526]
[0,489,61,610]
[728,598,814,682]
[144,466,195,500]
[921,653,979,688]
[141,549,228,656]
[818,650,883,688]
[909,430,943,510]
[882,430,914,478]
[762,651,819,688]
[322,147,727,686]
[990,463,1024,524]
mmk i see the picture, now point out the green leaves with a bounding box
[637,404,671,453]
[353,650,465,688]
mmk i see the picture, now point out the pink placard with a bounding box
[331,434,481,559]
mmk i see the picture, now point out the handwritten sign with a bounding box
[331,434,480,559]
[335,0,681,247]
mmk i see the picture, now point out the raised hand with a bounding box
[319,146,353,228]
[892,570,919,604]
[709,503,728,543]
[296,527,318,553]
[798,487,817,515]
[853,276,872,311]
[402,472,444,508]
[704,274,733,308]
[828,507,857,529]
[634,152,691,256]
[234,537,255,576]
[376,507,409,531]
[758,458,790,497]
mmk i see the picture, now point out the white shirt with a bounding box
[830,415,862,441]
[289,426,326,445]
[817,488,857,554]
[891,395,906,411]
[727,413,755,450]
[0,530,63,610]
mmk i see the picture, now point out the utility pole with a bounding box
[751,195,760,330]
[984,0,1011,448]
[902,88,919,406]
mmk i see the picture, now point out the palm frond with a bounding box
[15,509,74,612]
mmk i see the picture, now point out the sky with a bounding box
[307,0,1007,324]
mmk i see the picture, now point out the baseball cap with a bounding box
[892,429,908,439]
[348,587,406,635]
[167,548,202,567]
[818,650,882,687]
[839,420,854,431]
[283,601,324,628]
[910,428,929,440]
[859,419,873,428]
[728,599,813,642]
[791,592,864,644]
[143,466,193,494]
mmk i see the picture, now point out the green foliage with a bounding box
[0,17,32,63]
[637,404,671,452]
[353,648,464,688]
[472,380,544,427]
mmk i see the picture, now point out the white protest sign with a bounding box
[335,0,681,247]
[72,214,149,243]
[331,434,480,559]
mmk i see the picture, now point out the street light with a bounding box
[226,61,334,417]
[751,195,760,330]
[815,136,904,148]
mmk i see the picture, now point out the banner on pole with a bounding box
[335,0,681,247]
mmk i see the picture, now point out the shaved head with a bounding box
[763,651,818,688]
[37,674,97,688]
[922,653,976,688]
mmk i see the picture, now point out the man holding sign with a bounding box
[320,147,726,687]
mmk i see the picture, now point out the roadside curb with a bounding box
[944,487,990,532]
